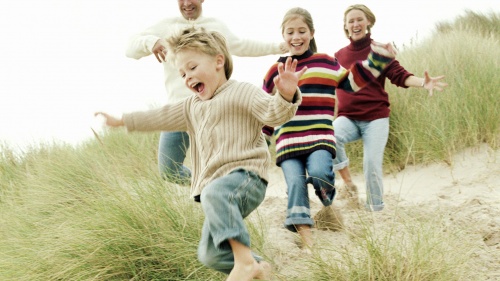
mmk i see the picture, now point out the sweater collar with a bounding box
[279,49,313,63]
[348,33,372,51]
[179,14,204,24]
[212,80,234,98]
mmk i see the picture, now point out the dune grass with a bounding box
[0,132,226,280]
[1,10,499,281]
[303,209,476,281]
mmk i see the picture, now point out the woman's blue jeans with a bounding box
[280,150,336,232]
[158,131,191,184]
[332,116,389,211]
[197,169,267,274]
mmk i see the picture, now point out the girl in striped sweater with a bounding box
[262,7,396,249]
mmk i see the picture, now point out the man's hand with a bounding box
[152,39,168,62]
[273,57,307,102]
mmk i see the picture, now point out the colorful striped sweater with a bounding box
[263,48,393,166]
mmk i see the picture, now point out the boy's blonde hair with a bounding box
[167,27,233,79]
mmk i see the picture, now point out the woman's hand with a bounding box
[370,41,397,58]
[422,71,448,96]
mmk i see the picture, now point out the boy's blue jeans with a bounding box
[280,150,336,232]
[332,116,389,211]
[198,169,267,274]
[158,131,191,184]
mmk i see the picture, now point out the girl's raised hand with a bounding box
[273,57,307,102]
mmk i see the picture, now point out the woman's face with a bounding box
[345,9,371,41]
[282,17,314,56]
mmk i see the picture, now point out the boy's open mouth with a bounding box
[192,82,205,93]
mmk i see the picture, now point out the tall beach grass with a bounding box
[1,10,499,280]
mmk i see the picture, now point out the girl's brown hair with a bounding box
[281,7,318,53]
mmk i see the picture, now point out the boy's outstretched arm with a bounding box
[273,57,307,102]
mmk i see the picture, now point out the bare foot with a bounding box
[296,224,313,249]
[226,260,272,281]
[337,183,360,209]
[346,195,361,209]
[300,247,312,255]
[314,205,344,231]
[337,182,358,200]
[254,261,272,280]
[344,184,360,209]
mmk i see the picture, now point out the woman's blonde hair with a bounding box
[281,7,317,53]
[343,4,376,38]
[167,26,233,79]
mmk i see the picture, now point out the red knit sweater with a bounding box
[334,34,414,121]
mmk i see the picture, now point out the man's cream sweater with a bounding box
[123,80,301,199]
[125,15,283,104]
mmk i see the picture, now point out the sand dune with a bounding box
[258,144,500,279]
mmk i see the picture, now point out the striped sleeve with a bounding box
[339,48,395,92]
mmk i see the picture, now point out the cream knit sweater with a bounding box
[125,15,283,104]
[123,80,301,199]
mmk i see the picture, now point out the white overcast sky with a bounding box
[0,0,498,153]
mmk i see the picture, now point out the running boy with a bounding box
[95,27,305,281]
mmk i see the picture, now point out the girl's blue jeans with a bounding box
[280,150,336,232]
[332,116,389,211]
[158,131,191,184]
[197,169,267,274]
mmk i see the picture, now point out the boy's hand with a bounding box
[273,57,307,102]
[94,112,124,127]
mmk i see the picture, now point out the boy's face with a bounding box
[176,49,225,101]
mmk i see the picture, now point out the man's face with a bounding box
[178,0,204,20]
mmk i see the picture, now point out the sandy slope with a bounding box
[256,144,500,280]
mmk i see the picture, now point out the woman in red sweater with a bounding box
[333,4,448,211]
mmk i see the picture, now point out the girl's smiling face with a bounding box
[176,49,225,101]
[345,9,371,42]
[282,17,314,56]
